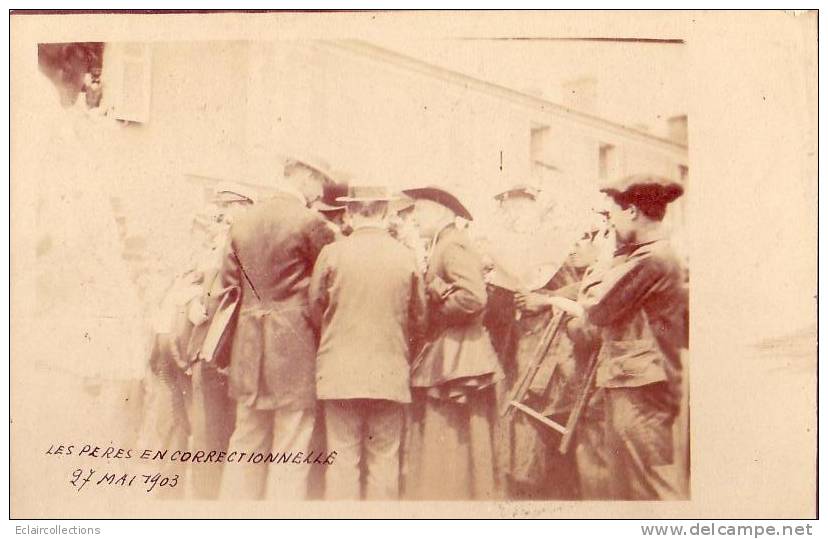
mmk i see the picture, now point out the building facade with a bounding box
[85,39,689,297]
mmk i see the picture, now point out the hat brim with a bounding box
[598,174,684,196]
[600,182,684,205]
[402,187,473,221]
[335,196,399,203]
[313,201,347,212]
[493,183,539,202]
[214,192,254,204]
[494,189,537,202]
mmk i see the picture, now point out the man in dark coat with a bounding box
[402,186,503,500]
[308,185,425,500]
[567,173,688,500]
[201,158,336,500]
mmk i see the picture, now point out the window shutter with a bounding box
[112,43,152,123]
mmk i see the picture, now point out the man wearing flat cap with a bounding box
[481,182,572,372]
[401,186,503,500]
[562,173,688,500]
[482,183,548,369]
[200,157,337,500]
[308,185,425,500]
[183,181,256,498]
[140,182,255,499]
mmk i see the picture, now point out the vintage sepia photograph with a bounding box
[8,9,817,521]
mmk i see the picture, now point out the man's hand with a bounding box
[514,291,552,314]
[187,300,208,326]
[427,275,452,301]
[548,296,585,318]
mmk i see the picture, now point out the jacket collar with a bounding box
[351,223,387,234]
[427,221,457,262]
[614,238,663,258]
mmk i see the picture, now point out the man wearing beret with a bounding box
[402,186,503,500]
[201,158,337,500]
[559,173,688,500]
[308,185,425,500]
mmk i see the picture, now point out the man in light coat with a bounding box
[309,185,425,500]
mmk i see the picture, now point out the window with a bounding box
[678,164,689,184]
[668,115,688,145]
[110,43,152,123]
[530,125,551,166]
[599,143,618,180]
[530,124,562,190]
[530,125,559,170]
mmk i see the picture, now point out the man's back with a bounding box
[230,193,333,307]
[214,191,335,410]
[309,226,424,403]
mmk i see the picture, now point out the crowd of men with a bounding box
[31,44,687,502]
[141,156,689,502]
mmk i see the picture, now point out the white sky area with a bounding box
[368,38,687,139]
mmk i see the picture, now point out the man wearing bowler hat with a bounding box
[200,157,337,500]
[401,186,503,500]
[308,184,425,499]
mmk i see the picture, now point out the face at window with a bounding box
[38,44,93,108]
